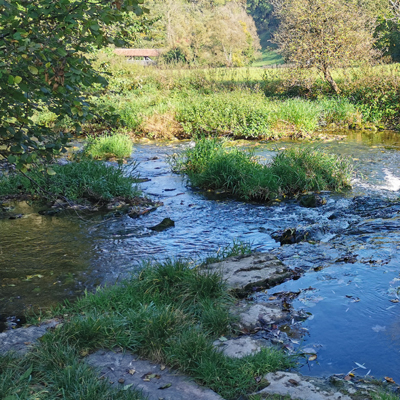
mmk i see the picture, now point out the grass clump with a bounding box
[0,346,145,400]
[170,137,352,201]
[84,132,133,159]
[0,160,140,202]
[372,392,400,400]
[11,257,294,400]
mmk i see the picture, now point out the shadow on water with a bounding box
[1,130,400,381]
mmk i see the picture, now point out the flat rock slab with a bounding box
[86,350,224,400]
[257,372,352,400]
[0,319,60,355]
[203,253,293,296]
[213,336,268,358]
[235,302,286,330]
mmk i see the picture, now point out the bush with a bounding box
[170,137,352,201]
[0,160,140,202]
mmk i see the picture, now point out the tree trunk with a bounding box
[322,66,340,94]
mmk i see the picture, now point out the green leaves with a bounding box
[0,0,145,166]
[28,66,38,75]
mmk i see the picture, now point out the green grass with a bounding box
[2,257,294,400]
[0,160,140,202]
[32,51,392,140]
[0,347,145,400]
[201,239,253,265]
[103,89,358,139]
[170,137,352,201]
[372,392,400,400]
[83,132,133,159]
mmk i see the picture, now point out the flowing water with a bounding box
[1,130,400,381]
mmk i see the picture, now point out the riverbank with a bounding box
[32,57,400,142]
[1,135,400,398]
[1,252,398,400]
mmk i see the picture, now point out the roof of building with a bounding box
[114,49,160,57]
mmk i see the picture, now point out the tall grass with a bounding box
[84,132,133,159]
[0,347,145,400]
[170,137,352,201]
[0,160,140,202]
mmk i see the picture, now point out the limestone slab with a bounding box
[202,253,293,296]
[86,350,224,400]
[257,372,352,400]
[213,336,267,358]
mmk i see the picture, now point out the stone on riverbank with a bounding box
[234,302,286,330]
[86,350,224,400]
[202,253,293,297]
[255,371,352,400]
[0,319,60,355]
[213,336,268,358]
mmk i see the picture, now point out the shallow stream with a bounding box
[1,130,400,381]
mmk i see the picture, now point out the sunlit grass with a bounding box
[84,132,133,159]
[170,137,353,201]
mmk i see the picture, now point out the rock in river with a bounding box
[149,217,175,232]
[202,253,294,297]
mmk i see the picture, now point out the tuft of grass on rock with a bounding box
[170,137,352,201]
[0,160,140,202]
[83,132,133,160]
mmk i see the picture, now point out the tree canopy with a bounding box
[272,0,379,93]
[138,0,260,67]
[0,0,145,170]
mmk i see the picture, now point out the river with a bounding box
[1,130,399,381]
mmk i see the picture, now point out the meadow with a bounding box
[33,53,400,143]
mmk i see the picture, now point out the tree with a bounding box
[140,0,260,66]
[246,0,274,32]
[271,0,379,93]
[0,0,145,170]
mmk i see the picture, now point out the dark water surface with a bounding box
[1,131,400,381]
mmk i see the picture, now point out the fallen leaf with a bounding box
[390,299,399,303]
[80,349,89,357]
[118,378,125,384]
[123,383,133,391]
[349,373,355,377]
[385,377,395,384]
[160,364,166,371]
[288,379,299,386]
[354,362,366,369]
[158,383,172,390]
[308,354,317,361]
[142,373,161,381]
[344,375,352,381]
[128,369,136,375]
[218,336,228,342]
